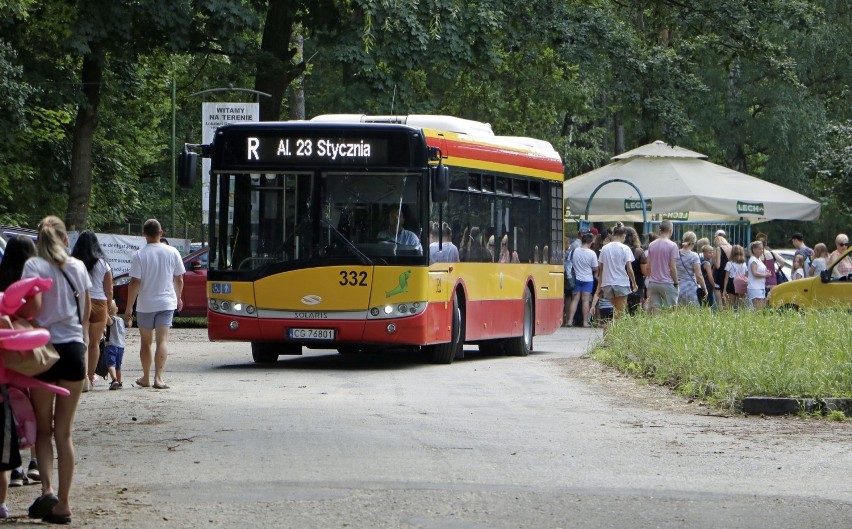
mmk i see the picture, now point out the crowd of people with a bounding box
[563,223,851,326]
[0,217,183,523]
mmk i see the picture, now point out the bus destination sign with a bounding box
[247,137,377,162]
[216,129,406,168]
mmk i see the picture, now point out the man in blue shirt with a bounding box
[377,208,421,251]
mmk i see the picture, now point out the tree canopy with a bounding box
[0,0,849,244]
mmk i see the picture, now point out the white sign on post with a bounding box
[201,102,259,224]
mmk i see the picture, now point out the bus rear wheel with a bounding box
[505,288,533,356]
[251,342,280,364]
[430,293,464,364]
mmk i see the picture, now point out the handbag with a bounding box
[774,256,788,284]
[95,325,110,378]
[3,319,60,376]
[564,249,576,291]
[733,274,748,295]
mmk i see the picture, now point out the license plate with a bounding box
[289,328,335,340]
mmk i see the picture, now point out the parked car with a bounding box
[769,246,852,310]
[113,246,209,318]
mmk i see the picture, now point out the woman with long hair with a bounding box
[713,230,733,309]
[623,227,646,314]
[0,235,37,291]
[21,216,91,524]
[71,230,113,390]
[675,231,707,308]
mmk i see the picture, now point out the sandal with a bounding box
[134,378,150,388]
[28,493,59,519]
[109,381,123,390]
[42,511,72,524]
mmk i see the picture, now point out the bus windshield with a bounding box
[213,170,426,272]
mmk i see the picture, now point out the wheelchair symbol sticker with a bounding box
[211,283,232,294]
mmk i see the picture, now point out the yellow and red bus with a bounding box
[186,114,564,363]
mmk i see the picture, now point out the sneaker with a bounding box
[9,468,25,487]
[0,504,8,518]
[26,460,40,482]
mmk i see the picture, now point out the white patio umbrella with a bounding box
[564,140,821,223]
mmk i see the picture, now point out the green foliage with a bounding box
[594,308,852,413]
[0,0,849,239]
[805,120,852,226]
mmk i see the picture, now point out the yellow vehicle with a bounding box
[181,115,565,364]
[769,246,852,309]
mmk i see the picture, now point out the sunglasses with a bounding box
[839,242,849,247]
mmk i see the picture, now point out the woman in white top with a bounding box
[565,232,598,327]
[747,240,772,309]
[21,216,91,524]
[71,230,113,389]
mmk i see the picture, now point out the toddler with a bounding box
[105,300,127,390]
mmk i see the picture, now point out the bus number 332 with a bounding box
[339,270,368,286]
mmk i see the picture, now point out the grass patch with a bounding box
[592,308,852,412]
[173,316,207,328]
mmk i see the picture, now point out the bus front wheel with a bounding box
[251,341,281,364]
[505,288,533,356]
[430,293,464,364]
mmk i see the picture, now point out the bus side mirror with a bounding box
[431,164,449,203]
[178,147,198,188]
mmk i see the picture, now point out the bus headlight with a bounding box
[368,302,427,319]
[209,298,258,318]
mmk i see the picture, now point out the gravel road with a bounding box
[7,327,850,528]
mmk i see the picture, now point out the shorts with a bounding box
[35,341,86,382]
[747,288,765,300]
[136,310,175,330]
[573,280,594,294]
[89,299,108,324]
[601,285,632,299]
[647,281,678,310]
[106,345,125,370]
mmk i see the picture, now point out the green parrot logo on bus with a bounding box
[386,270,411,298]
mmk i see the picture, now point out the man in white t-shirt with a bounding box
[124,219,185,389]
[595,226,637,321]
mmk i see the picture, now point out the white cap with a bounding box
[715,229,726,237]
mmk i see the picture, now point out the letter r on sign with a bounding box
[247,137,260,160]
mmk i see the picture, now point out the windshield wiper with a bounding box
[321,219,373,266]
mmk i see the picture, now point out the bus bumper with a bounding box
[207,310,431,346]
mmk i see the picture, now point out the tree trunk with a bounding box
[255,0,300,121]
[727,57,747,173]
[289,30,305,120]
[614,113,625,155]
[66,44,104,231]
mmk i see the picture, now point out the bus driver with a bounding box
[377,208,421,252]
